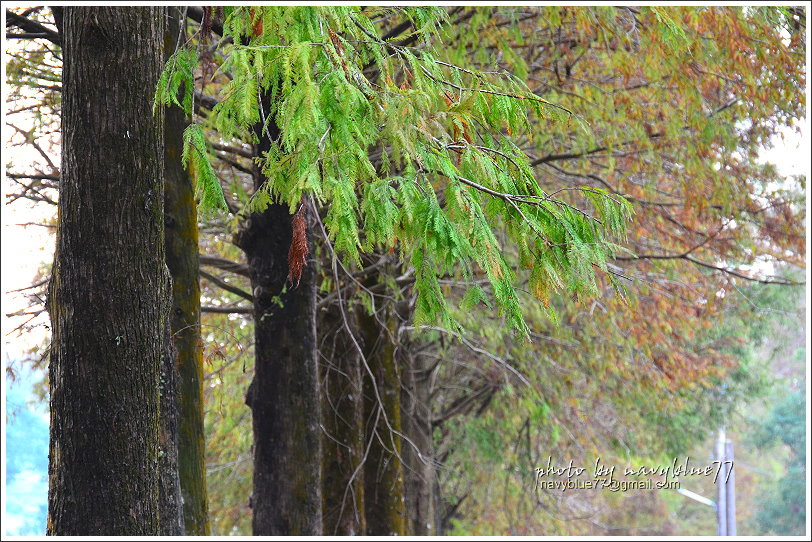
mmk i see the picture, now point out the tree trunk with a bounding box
[163,7,209,535]
[235,94,322,535]
[360,300,407,535]
[47,7,168,535]
[402,340,440,535]
[159,320,184,535]
[320,303,366,535]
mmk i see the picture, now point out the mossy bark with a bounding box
[360,300,406,535]
[235,92,322,535]
[320,303,366,535]
[163,7,209,535]
[47,7,168,535]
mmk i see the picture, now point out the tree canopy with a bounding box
[3,4,806,537]
[155,6,634,335]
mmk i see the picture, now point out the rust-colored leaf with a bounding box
[251,8,263,37]
[287,204,309,288]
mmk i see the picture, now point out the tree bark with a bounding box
[159,320,184,535]
[360,299,407,535]
[47,6,168,535]
[162,7,209,535]
[234,94,322,535]
[402,341,440,536]
[320,303,366,535]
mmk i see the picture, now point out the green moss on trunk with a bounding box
[163,7,209,535]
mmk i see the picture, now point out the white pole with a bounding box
[716,428,727,536]
[725,439,736,536]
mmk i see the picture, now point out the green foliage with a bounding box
[744,280,807,536]
[155,48,230,214]
[650,7,690,52]
[155,6,632,335]
[749,384,806,535]
[154,46,198,116]
[181,124,228,214]
[752,383,805,462]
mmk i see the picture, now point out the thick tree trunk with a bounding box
[47,7,168,535]
[163,7,209,535]
[235,96,322,535]
[320,304,366,535]
[360,300,407,535]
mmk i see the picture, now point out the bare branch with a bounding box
[6,9,61,45]
[5,172,59,182]
[6,277,49,294]
[615,253,804,286]
[199,269,254,302]
[210,140,253,159]
[199,254,251,277]
[201,305,253,314]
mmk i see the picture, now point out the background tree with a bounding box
[423,6,805,533]
[155,5,631,535]
[750,384,806,535]
[233,93,323,535]
[161,7,210,534]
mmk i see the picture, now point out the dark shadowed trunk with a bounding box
[402,339,440,536]
[320,303,366,535]
[360,297,406,535]
[47,6,168,535]
[159,320,184,535]
[162,7,209,535]
[234,93,322,535]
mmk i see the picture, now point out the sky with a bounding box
[2,76,54,537]
[3,362,49,537]
[3,14,57,536]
